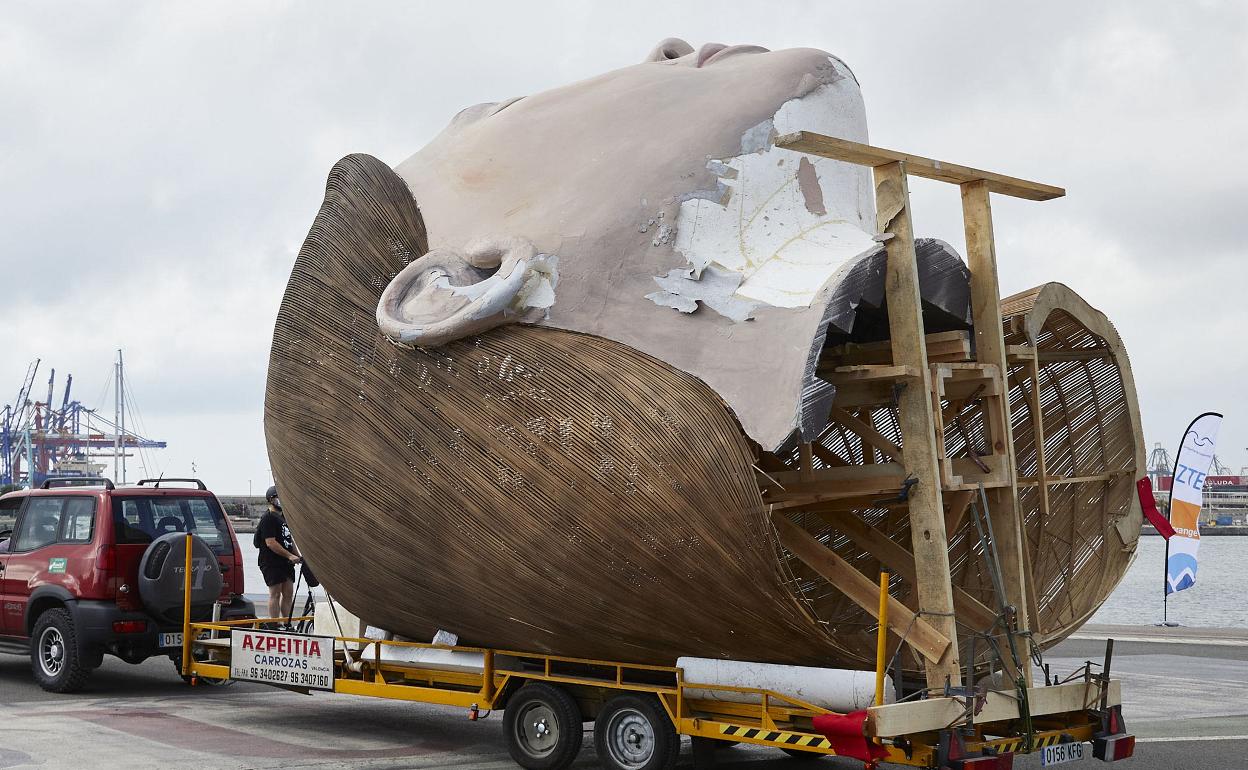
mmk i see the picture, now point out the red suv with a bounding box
[0,477,254,692]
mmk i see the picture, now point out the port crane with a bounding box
[0,352,167,488]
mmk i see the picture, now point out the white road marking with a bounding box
[1067,634,1248,647]
[1137,735,1248,743]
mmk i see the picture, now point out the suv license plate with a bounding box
[159,633,183,648]
[1041,742,1086,766]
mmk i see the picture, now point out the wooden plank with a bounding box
[1005,343,1037,363]
[776,131,1065,201]
[824,364,920,383]
[809,442,851,467]
[766,461,905,487]
[828,382,897,409]
[776,494,911,513]
[771,512,951,664]
[867,679,1119,738]
[823,512,999,632]
[943,489,975,536]
[1024,354,1048,631]
[822,331,972,368]
[962,179,1032,685]
[829,406,903,463]
[1017,472,1123,487]
[876,160,961,687]
[1037,348,1113,362]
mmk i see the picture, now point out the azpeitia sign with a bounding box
[230,629,335,690]
[1165,412,1223,596]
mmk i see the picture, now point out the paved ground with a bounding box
[1,624,1246,768]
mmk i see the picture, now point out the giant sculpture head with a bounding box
[266,40,1144,670]
[379,38,880,451]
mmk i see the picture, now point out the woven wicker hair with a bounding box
[267,154,1143,672]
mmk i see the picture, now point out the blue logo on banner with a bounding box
[1166,552,1198,595]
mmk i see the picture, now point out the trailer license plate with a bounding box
[1041,742,1086,765]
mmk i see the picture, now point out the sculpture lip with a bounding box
[697,43,770,68]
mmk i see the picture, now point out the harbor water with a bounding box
[240,535,1245,629]
[1089,534,1247,628]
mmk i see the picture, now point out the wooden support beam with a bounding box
[962,179,1032,684]
[766,461,905,488]
[822,512,999,632]
[810,442,851,467]
[799,442,815,481]
[943,489,975,536]
[824,364,920,384]
[821,332,973,368]
[829,406,903,463]
[1023,353,1048,631]
[1017,472,1125,487]
[776,132,1065,201]
[868,680,1119,738]
[771,512,951,664]
[827,382,899,410]
[876,160,961,687]
[764,464,909,506]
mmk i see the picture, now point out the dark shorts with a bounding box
[260,562,296,587]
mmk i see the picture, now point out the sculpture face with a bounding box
[384,39,879,451]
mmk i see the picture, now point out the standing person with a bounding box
[256,485,301,626]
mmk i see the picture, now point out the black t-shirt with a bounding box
[256,511,295,570]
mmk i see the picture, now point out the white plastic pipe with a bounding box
[678,657,892,712]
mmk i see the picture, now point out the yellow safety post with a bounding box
[181,533,193,677]
[482,648,495,702]
[875,571,890,706]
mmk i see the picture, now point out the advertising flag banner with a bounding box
[1165,412,1223,595]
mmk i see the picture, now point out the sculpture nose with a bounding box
[695,42,728,67]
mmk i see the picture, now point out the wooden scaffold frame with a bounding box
[764,132,1070,690]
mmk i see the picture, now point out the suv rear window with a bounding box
[112,496,234,555]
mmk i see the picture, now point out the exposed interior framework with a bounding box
[758,134,1143,686]
[758,295,1143,677]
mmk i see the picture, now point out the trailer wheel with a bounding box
[504,682,584,769]
[594,693,678,770]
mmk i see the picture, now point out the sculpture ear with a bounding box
[645,38,694,62]
[376,237,544,348]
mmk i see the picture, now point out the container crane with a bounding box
[1,354,167,488]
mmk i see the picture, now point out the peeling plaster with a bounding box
[646,265,758,322]
[665,77,877,311]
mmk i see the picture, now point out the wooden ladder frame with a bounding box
[773,132,1065,688]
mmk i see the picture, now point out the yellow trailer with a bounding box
[177,545,1135,769]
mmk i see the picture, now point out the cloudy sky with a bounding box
[2,1,1244,494]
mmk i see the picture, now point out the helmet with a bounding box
[265,485,279,502]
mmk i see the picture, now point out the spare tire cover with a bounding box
[138,533,223,624]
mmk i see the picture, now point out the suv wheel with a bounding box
[31,608,93,693]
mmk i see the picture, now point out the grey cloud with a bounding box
[2,0,1245,491]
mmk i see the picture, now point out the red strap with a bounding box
[1137,477,1175,539]
[812,711,888,763]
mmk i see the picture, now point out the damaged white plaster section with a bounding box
[659,70,877,314]
[435,254,558,316]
